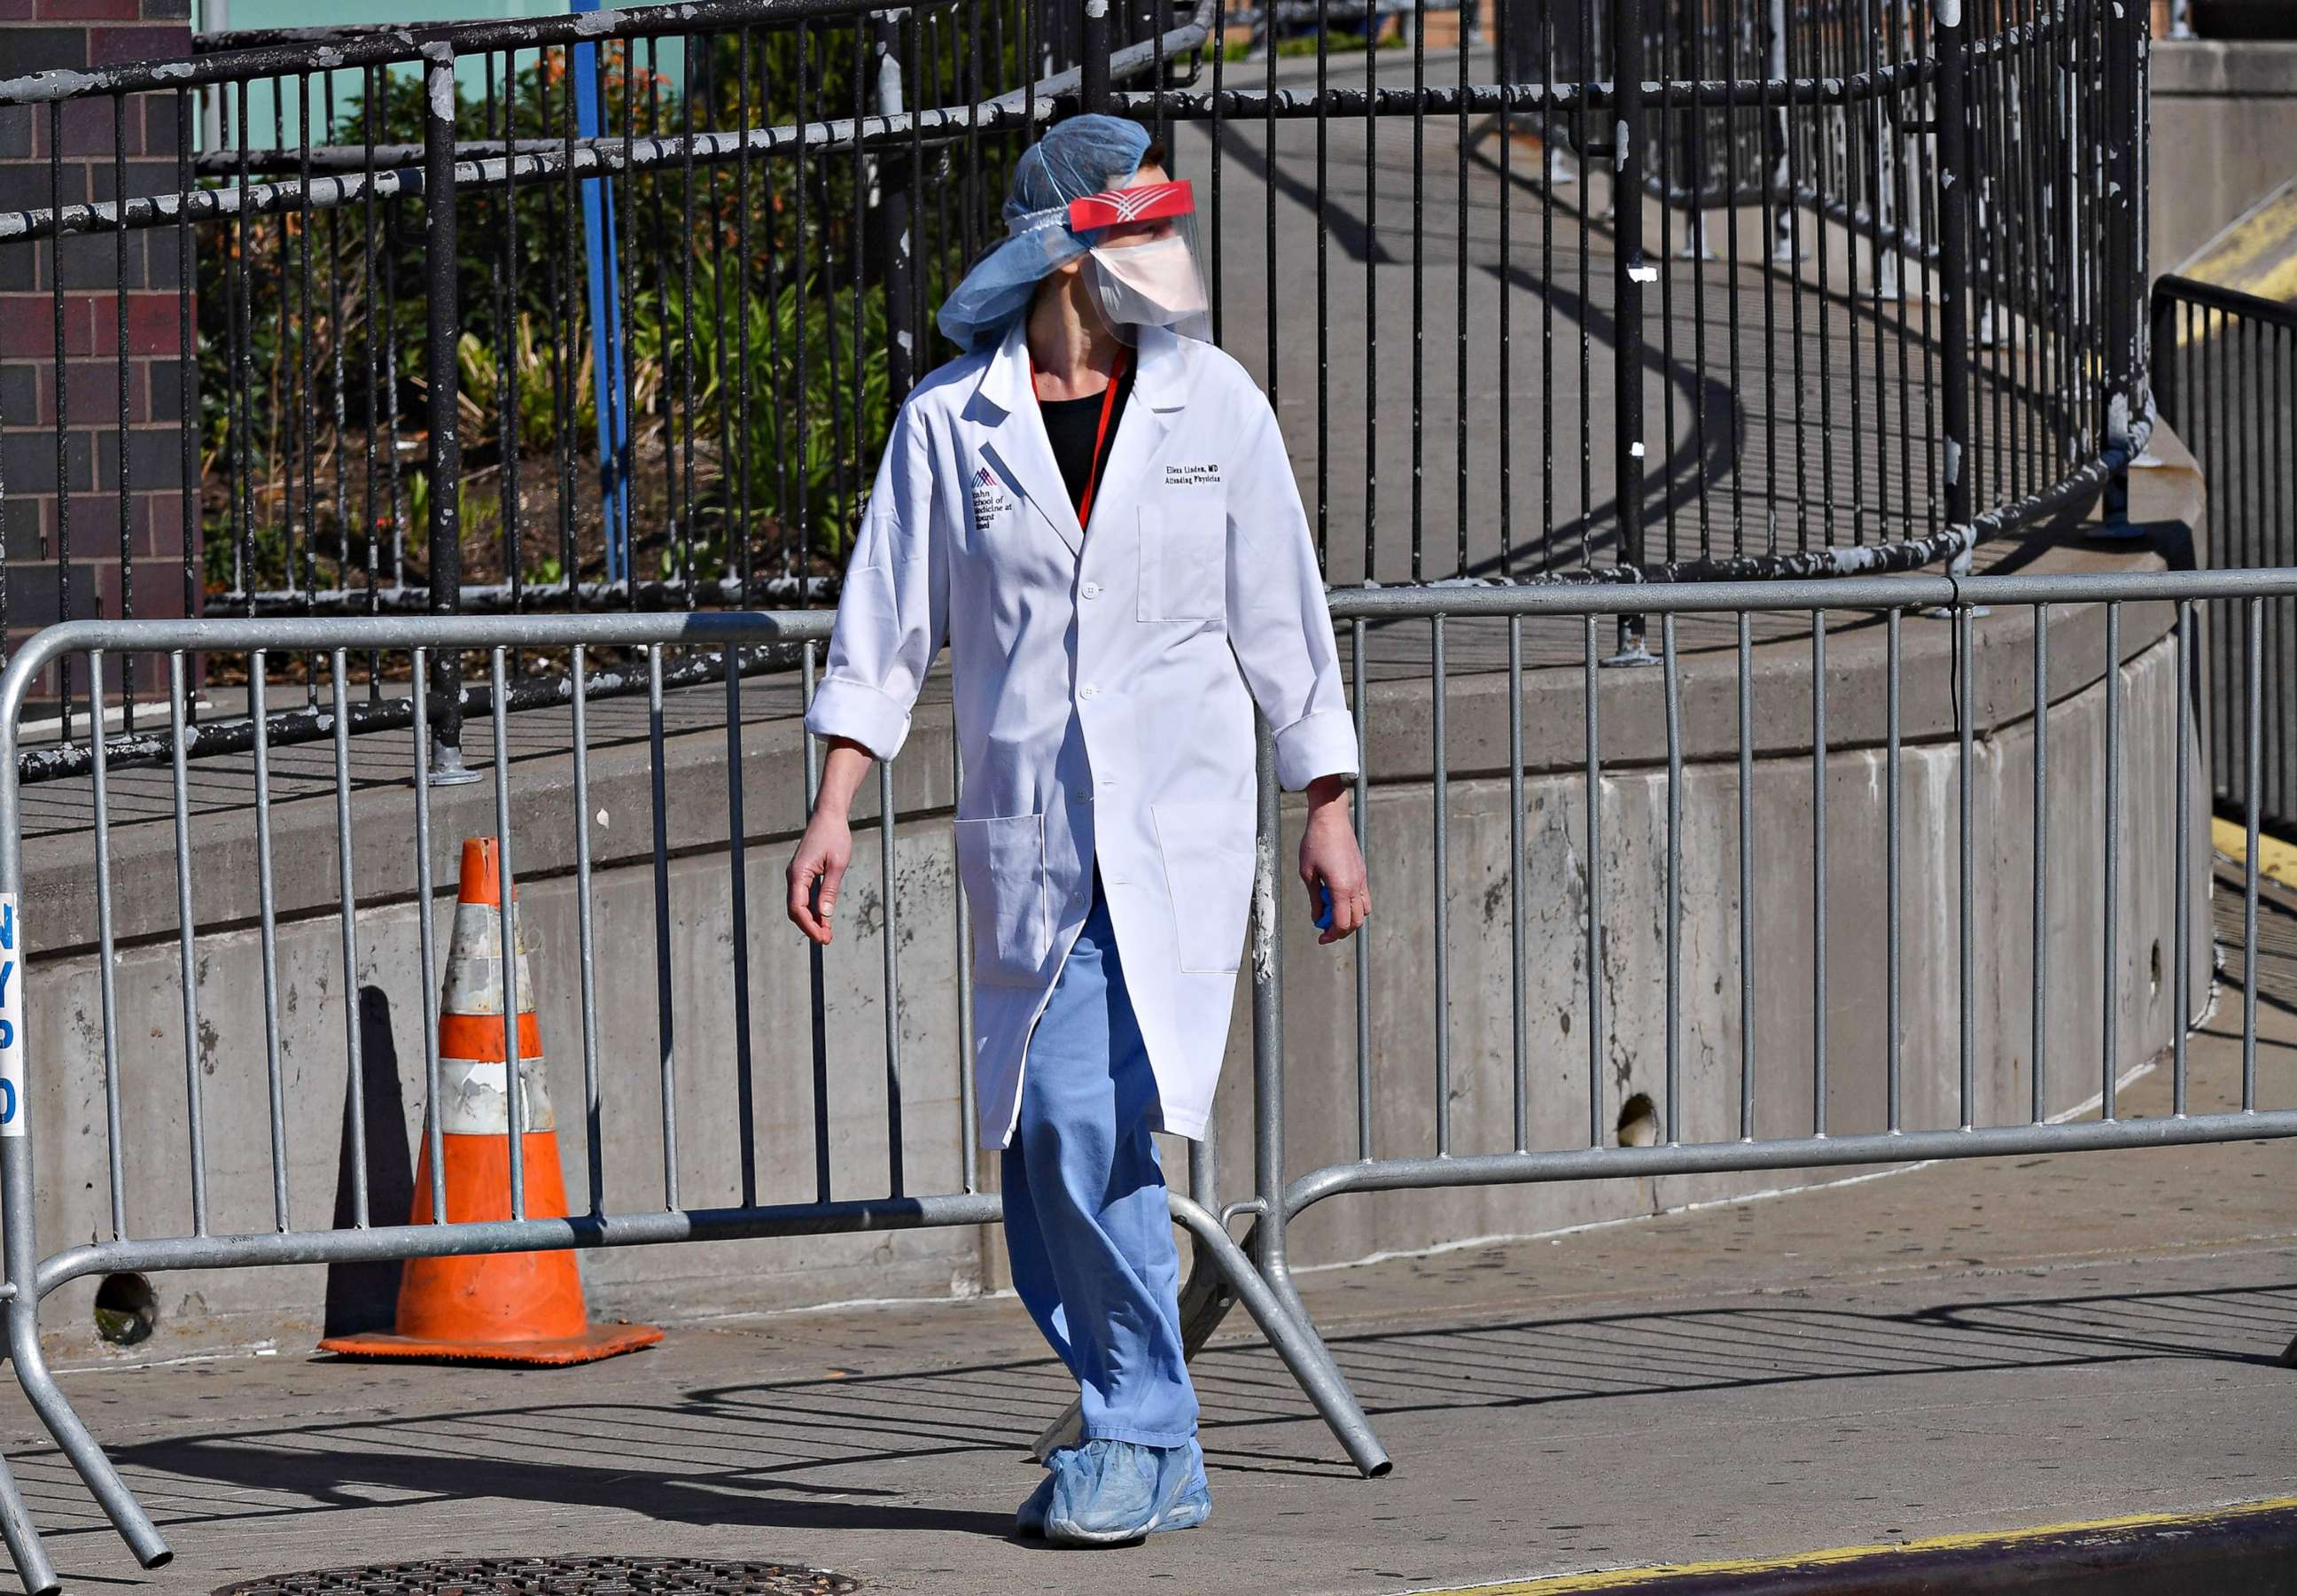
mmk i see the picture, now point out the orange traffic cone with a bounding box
[321,837,662,1366]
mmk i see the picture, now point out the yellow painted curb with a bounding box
[1413,1496,2297,1594]
[2212,816,2297,891]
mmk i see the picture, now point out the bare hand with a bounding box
[787,811,853,946]
[788,739,873,946]
[1299,775,1369,946]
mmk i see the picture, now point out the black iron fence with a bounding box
[174,0,1202,626]
[2153,273,2296,837]
[0,0,2150,772]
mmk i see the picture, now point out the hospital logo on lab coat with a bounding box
[972,463,1015,526]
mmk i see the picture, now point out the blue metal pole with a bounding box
[572,0,630,585]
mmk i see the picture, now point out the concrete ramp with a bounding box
[2176,169,2297,306]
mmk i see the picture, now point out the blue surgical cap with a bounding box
[937,114,1152,351]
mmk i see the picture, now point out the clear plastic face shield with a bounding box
[1069,178,1211,344]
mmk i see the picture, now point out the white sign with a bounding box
[0,892,19,1136]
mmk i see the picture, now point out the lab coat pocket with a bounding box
[1152,799,1257,974]
[1137,499,1228,622]
[953,813,1050,987]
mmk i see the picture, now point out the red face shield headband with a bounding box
[1066,178,1196,236]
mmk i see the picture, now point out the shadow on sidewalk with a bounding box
[74,1278,2295,1546]
[1305,1280,2297,1431]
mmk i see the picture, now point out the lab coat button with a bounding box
[1082,582,1102,599]
[1080,684,1098,700]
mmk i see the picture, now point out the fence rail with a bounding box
[0,0,2149,781]
[2151,274,2297,837]
[0,563,2289,1590]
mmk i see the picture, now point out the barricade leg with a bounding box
[1247,1218,1391,1476]
[0,1432,59,1596]
[1170,1231,1246,1361]
[1,1150,168,1574]
[4,1300,168,1572]
[1165,1195,1390,1477]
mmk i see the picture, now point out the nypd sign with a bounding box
[0,893,19,1136]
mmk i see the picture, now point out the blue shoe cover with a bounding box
[1043,1437,1203,1545]
[1150,1439,1211,1534]
[1015,1467,1057,1538]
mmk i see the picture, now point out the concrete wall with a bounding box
[13,571,2213,1361]
[2151,41,2297,273]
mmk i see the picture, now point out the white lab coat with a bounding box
[804,318,1359,1147]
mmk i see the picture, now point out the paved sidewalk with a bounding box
[4,874,2293,1595]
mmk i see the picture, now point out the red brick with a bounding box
[63,363,140,424]
[29,97,164,161]
[88,557,123,622]
[69,370,174,425]
[63,490,131,558]
[87,288,172,356]
[0,316,39,362]
[136,484,188,557]
[0,292,91,357]
[0,24,83,73]
[86,22,183,66]
[67,489,187,570]
[0,0,43,19]
[35,0,147,18]
[63,94,116,155]
[92,557,197,637]
[0,362,48,426]
[12,492,58,549]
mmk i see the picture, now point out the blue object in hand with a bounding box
[1314,884,1334,930]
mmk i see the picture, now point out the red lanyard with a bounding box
[1032,347,1129,531]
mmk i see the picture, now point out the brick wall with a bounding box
[0,0,196,705]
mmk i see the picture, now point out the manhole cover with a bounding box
[215,1555,860,1595]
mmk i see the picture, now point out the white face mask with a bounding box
[1085,235,1211,339]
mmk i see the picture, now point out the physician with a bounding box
[786,113,1367,1547]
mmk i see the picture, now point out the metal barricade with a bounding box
[0,610,1375,1595]
[3,565,2295,1590]
[1215,567,2297,1434]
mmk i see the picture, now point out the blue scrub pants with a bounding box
[1001,886,1200,1449]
